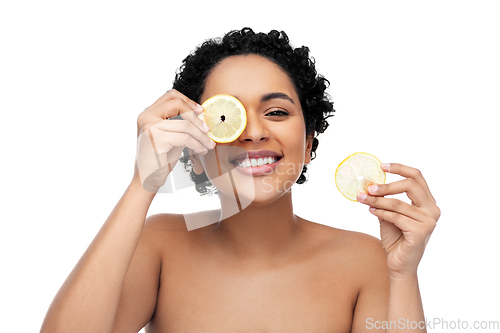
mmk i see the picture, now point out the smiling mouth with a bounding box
[231,156,283,168]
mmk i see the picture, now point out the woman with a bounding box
[41,28,440,332]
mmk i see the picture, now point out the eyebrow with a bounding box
[260,92,295,104]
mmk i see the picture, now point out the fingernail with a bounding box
[202,122,210,132]
[358,192,367,201]
[381,163,390,171]
[369,207,376,212]
[211,139,216,147]
[368,185,378,194]
[193,105,204,114]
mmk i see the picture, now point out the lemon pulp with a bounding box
[200,94,247,143]
[335,152,386,201]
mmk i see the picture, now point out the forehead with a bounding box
[201,54,299,104]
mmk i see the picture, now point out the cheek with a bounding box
[198,146,255,195]
[278,123,307,160]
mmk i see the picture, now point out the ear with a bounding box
[188,149,205,175]
[304,131,315,165]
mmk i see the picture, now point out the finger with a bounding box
[165,99,210,139]
[158,97,204,120]
[175,103,212,137]
[367,178,434,208]
[165,132,208,155]
[141,98,208,135]
[381,163,436,203]
[150,89,204,113]
[152,119,214,150]
[358,192,430,222]
[369,207,436,242]
[369,207,415,233]
[149,127,209,156]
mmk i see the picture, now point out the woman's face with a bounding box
[196,54,313,206]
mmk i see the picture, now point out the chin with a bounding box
[214,171,297,210]
[243,175,297,207]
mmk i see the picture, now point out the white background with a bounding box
[1,0,499,331]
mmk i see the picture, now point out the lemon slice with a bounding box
[335,152,386,201]
[200,94,247,143]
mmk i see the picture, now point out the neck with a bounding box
[211,190,302,264]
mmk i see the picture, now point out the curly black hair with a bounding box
[173,28,335,195]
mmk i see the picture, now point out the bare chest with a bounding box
[148,251,359,332]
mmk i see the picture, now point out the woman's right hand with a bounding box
[133,89,215,192]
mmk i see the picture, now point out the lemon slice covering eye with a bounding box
[200,94,247,143]
[335,152,386,201]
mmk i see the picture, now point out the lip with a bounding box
[229,149,283,176]
[233,157,282,176]
[230,149,282,164]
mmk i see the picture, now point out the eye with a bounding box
[266,109,289,116]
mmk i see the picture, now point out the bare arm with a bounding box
[352,267,426,332]
[356,163,440,332]
[387,274,426,332]
[41,89,214,333]
[350,235,427,332]
[40,179,156,333]
[351,234,390,333]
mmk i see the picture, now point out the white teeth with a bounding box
[236,157,279,168]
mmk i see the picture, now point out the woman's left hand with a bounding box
[357,163,440,279]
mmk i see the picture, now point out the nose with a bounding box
[238,109,269,143]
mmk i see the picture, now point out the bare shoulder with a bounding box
[145,210,220,232]
[142,213,191,246]
[302,218,384,251]
[142,211,219,251]
[144,212,188,233]
[300,219,388,277]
